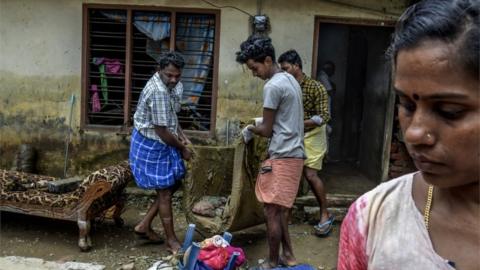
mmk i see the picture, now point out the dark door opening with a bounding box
[314,21,395,193]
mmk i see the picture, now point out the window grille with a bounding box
[83,5,218,134]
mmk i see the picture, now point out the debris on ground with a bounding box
[0,256,105,270]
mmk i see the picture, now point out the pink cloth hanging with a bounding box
[90,84,101,112]
[93,57,123,74]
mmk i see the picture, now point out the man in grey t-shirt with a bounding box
[263,72,304,158]
[236,36,304,269]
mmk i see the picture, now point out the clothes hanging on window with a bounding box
[146,38,170,63]
[176,15,215,106]
[90,84,101,112]
[93,57,123,74]
[92,57,123,105]
[101,11,171,41]
[98,64,108,103]
[133,14,170,41]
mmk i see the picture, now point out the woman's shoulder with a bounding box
[367,173,414,198]
[350,173,416,217]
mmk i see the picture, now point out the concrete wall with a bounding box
[0,0,407,175]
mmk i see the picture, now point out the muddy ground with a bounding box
[0,193,339,270]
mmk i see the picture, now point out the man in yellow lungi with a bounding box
[279,50,335,237]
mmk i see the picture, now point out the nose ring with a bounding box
[426,133,432,140]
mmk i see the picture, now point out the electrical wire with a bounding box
[200,0,254,17]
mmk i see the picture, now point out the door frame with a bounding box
[311,16,397,181]
[311,16,395,79]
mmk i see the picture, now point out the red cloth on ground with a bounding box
[198,245,229,270]
[225,246,246,267]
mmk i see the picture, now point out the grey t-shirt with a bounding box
[263,72,305,159]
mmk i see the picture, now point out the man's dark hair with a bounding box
[322,61,335,76]
[158,51,185,70]
[278,49,303,70]
[236,36,276,64]
[387,0,479,80]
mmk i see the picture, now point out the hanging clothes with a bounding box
[176,15,215,106]
[93,57,123,74]
[90,84,101,112]
[92,57,123,105]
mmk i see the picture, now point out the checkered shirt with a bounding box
[133,72,183,144]
[300,74,330,132]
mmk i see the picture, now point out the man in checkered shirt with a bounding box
[279,49,335,237]
[129,51,192,254]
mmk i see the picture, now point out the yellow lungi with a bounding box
[304,125,327,170]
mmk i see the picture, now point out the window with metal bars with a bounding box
[82,5,218,135]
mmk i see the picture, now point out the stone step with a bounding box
[303,206,348,222]
[295,193,358,208]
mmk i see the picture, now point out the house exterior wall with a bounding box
[0,0,407,175]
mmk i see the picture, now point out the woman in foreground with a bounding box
[337,0,479,269]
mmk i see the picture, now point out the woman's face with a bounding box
[394,40,479,188]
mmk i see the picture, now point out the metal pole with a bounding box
[226,120,230,145]
[64,94,75,178]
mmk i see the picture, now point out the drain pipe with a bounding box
[226,120,230,145]
[63,94,75,177]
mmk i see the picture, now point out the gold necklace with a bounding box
[424,185,434,230]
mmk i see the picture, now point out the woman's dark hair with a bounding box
[278,49,303,69]
[158,51,185,70]
[387,0,479,80]
[236,36,276,64]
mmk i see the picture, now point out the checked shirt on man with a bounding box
[129,72,186,190]
[300,74,330,132]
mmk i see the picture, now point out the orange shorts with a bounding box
[255,158,304,208]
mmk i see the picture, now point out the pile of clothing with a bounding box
[148,235,246,270]
[185,235,245,270]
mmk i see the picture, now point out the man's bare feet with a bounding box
[166,238,182,255]
[280,254,298,267]
[134,225,164,243]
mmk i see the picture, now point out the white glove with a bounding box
[254,117,263,126]
[311,115,324,126]
[242,124,255,143]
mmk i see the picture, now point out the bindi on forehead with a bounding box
[413,93,420,100]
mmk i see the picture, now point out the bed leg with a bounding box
[78,219,92,251]
[113,200,125,227]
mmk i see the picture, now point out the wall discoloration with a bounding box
[0,0,407,175]
[0,71,129,175]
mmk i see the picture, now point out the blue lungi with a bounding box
[129,128,185,189]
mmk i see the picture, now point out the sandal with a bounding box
[314,214,335,237]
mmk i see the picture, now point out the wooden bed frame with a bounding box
[0,163,131,251]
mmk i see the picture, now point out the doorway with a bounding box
[312,19,396,191]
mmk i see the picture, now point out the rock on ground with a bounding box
[0,256,105,270]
